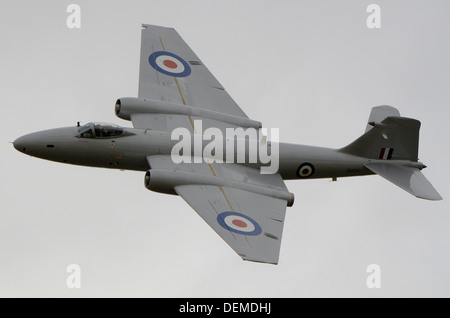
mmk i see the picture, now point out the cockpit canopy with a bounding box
[77,122,124,139]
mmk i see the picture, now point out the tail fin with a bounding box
[340,105,420,161]
[340,105,442,201]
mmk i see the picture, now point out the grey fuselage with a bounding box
[13,125,373,180]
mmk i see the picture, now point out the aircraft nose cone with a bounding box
[13,135,29,153]
[13,127,76,159]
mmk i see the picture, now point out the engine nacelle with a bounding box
[115,97,262,129]
[144,169,295,207]
[144,170,177,195]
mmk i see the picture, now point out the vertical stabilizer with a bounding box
[340,106,420,161]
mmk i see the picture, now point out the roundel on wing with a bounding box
[296,162,315,178]
[148,51,191,77]
[217,212,262,236]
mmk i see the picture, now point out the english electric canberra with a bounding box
[13,25,442,264]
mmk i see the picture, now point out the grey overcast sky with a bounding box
[1,0,449,297]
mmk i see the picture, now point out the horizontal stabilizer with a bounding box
[365,105,401,133]
[365,162,442,201]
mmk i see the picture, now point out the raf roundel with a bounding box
[217,212,262,236]
[148,51,191,77]
[297,162,315,178]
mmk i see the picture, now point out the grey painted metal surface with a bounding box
[12,25,442,264]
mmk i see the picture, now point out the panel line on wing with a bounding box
[159,37,166,51]
[207,163,216,176]
[244,236,252,248]
[219,186,234,212]
[206,162,253,246]
[207,163,253,247]
[217,184,251,248]
[174,77,188,105]
[159,36,196,132]
[207,162,235,212]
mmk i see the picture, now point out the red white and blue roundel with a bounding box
[148,51,191,77]
[217,212,262,236]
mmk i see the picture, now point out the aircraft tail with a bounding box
[339,105,442,200]
[341,105,420,161]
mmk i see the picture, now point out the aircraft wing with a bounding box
[147,155,293,264]
[133,24,251,131]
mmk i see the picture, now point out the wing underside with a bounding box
[138,25,248,117]
[136,25,292,264]
[147,156,292,264]
[175,184,287,264]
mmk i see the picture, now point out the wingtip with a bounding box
[416,193,443,201]
[242,257,279,265]
[141,24,176,31]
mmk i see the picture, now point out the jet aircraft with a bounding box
[13,25,442,264]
